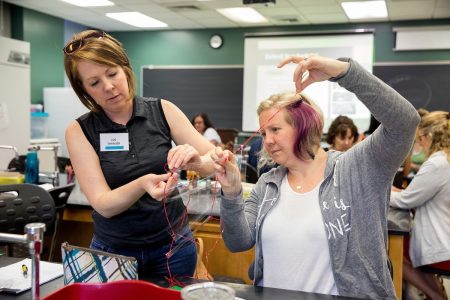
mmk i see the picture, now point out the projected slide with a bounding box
[243,33,374,133]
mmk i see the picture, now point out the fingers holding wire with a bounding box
[210,147,241,195]
[210,146,231,174]
[143,172,179,201]
[167,144,201,171]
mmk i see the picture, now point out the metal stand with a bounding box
[0,223,46,300]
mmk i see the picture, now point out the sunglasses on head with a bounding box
[63,31,106,55]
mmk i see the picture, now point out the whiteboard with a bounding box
[0,37,30,170]
[43,87,88,157]
[243,32,374,133]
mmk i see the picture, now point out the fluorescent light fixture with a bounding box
[61,0,114,7]
[341,0,387,20]
[106,12,168,28]
[217,7,268,24]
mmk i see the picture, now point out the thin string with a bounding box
[160,106,284,285]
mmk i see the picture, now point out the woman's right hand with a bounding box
[140,173,178,201]
[210,147,242,197]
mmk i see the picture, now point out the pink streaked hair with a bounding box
[257,92,324,165]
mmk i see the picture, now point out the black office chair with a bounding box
[420,262,450,277]
[244,162,259,184]
[0,184,55,256]
[47,183,75,261]
[217,128,239,145]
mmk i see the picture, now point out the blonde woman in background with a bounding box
[391,111,450,300]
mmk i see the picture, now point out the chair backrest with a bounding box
[7,155,26,173]
[57,157,72,173]
[216,128,239,145]
[48,183,75,210]
[0,184,55,234]
[243,161,259,184]
[420,262,450,277]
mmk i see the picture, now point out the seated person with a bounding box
[247,136,274,177]
[325,115,359,151]
[212,55,419,298]
[408,108,430,174]
[192,113,222,146]
[390,111,450,300]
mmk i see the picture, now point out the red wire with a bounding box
[161,107,283,286]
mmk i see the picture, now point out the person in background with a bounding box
[211,55,419,299]
[390,111,450,300]
[409,108,430,173]
[325,115,359,151]
[192,113,222,146]
[63,30,215,278]
[247,136,273,178]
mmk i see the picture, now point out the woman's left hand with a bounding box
[167,144,202,171]
[210,147,242,197]
[277,55,349,92]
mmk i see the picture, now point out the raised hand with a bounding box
[277,55,349,92]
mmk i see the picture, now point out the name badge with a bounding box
[100,133,129,152]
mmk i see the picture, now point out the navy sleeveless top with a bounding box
[77,97,186,248]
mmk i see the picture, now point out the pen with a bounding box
[22,264,28,277]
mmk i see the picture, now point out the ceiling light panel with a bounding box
[341,1,388,19]
[61,0,114,7]
[106,12,168,28]
[217,7,268,24]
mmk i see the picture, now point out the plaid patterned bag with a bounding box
[61,242,138,284]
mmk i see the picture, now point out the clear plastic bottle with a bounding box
[25,150,39,184]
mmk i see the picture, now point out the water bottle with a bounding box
[25,150,39,184]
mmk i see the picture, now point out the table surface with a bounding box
[65,201,411,235]
[0,256,367,300]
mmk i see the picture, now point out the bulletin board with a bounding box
[141,66,244,130]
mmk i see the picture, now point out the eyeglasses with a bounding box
[63,31,106,55]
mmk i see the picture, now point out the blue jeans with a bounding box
[90,229,197,278]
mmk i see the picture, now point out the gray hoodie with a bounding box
[220,58,420,299]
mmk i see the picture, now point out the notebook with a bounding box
[0,258,63,294]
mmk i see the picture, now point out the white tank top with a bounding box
[261,175,338,295]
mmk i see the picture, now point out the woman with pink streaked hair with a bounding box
[211,55,420,299]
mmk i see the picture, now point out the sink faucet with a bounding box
[30,145,60,186]
[0,223,46,300]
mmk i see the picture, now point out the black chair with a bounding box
[244,161,259,184]
[47,183,75,261]
[420,262,450,277]
[7,155,26,173]
[0,184,55,256]
[217,128,239,145]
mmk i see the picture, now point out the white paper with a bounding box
[0,259,63,294]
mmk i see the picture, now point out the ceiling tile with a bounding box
[305,13,348,24]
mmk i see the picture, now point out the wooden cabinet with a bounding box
[190,218,254,284]
[61,206,254,284]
